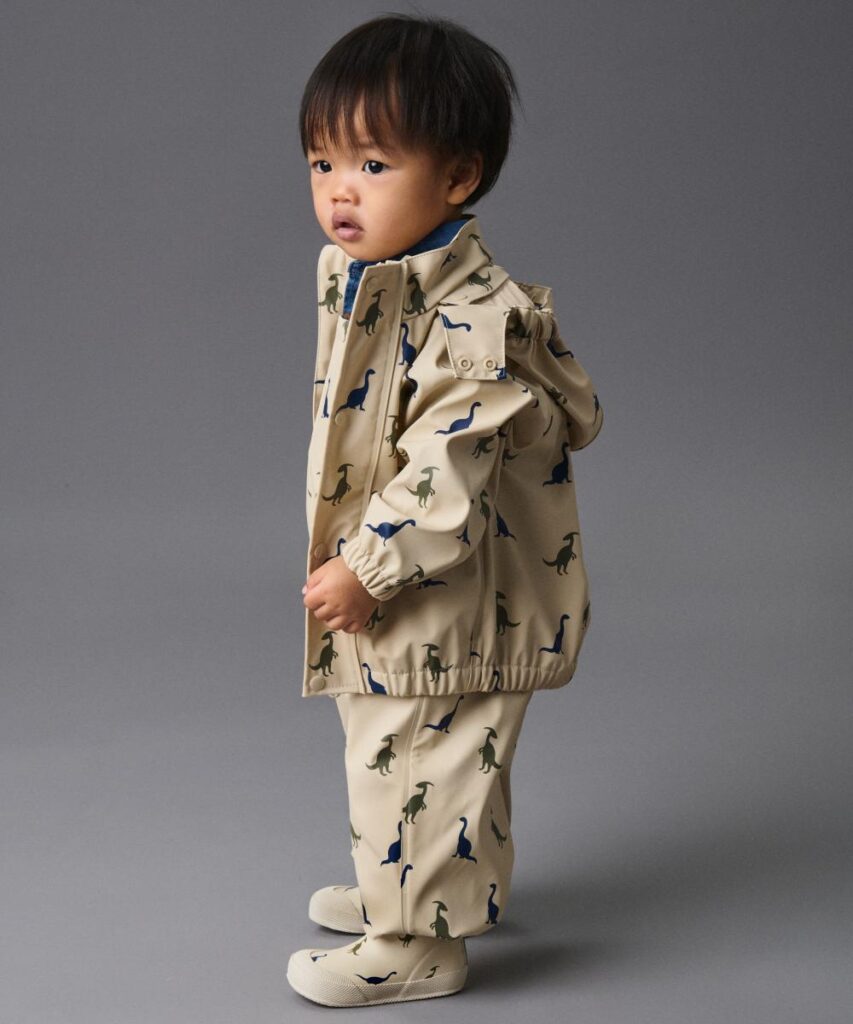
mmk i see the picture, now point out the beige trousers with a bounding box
[331,688,533,939]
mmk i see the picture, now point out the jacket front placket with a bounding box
[303,259,407,696]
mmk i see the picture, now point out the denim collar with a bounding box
[343,214,473,315]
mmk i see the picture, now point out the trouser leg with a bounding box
[333,689,532,939]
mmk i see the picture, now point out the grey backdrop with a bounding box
[2,1,851,1022]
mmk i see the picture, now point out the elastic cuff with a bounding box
[341,534,404,602]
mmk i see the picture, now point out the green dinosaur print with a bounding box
[422,643,453,682]
[365,733,399,776]
[354,287,386,335]
[467,269,493,291]
[542,531,579,573]
[348,937,366,955]
[495,590,520,635]
[350,820,361,847]
[469,232,493,264]
[384,413,403,460]
[402,781,434,822]
[424,965,440,978]
[430,900,455,940]
[398,933,414,947]
[478,488,491,521]
[403,272,427,315]
[478,727,503,773]
[308,630,338,676]
[321,462,354,506]
[364,605,384,631]
[405,465,439,508]
[318,272,343,314]
[472,432,499,458]
[489,807,507,847]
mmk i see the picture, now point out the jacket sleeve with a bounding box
[341,307,535,602]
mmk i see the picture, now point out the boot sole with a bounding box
[286,953,468,1007]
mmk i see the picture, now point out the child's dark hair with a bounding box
[299,12,522,208]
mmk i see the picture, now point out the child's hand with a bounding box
[302,555,379,633]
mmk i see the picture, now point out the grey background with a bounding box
[2,1,851,1021]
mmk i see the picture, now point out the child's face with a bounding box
[307,110,475,261]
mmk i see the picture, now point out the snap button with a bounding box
[308,674,326,692]
[458,356,473,370]
[334,411,345,425]
[484,357,496,370]
[312,543,326,560]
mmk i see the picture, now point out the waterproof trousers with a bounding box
[331,688,533,940]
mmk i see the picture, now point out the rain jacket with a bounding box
[302,213,603,698]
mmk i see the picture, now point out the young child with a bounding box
[288,13,604,1007]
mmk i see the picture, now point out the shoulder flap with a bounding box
[436,303,510,381]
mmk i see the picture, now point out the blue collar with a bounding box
[343,215,472,316]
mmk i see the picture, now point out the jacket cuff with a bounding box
[341,534,405,602]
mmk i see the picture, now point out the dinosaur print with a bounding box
[405,465,439,508]
[320,462,354,506]
[400,863,413,886]
[364,518,417,546]
[422,643,453,682]
[355,971,398,985]
[467,269,493,291]
[403,272,427,315]
[486,883,500,924]
[495,591,520,634]
[452,817,478,862]
[492,506,516,539]
[430,900,455,940]
[362,663,389,694]
[380,820,403,865]
[354,288,386,334]
[434,401,481,435]
[333,368,376,415]
[439,312,472,333]
[318,272,343,314]
[350,821,361,847]
[402,781,434,822]
[422,694,464,733]
[542,531,579,574]
[348,937,366,956]
[308,630,338,676]
[365,733,398,775]
[538,613,571,654]
[398,321,417,367]
[478,727,503,772]
[490,808,507,847]
[542,440,573,485]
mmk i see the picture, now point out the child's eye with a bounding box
[310,159,332,173]
[363,159,387,174]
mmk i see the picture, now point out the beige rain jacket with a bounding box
[302,214,603,699]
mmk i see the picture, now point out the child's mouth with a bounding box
[334,221,363,241]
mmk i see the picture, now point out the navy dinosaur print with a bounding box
[361,663,389,694]
[439,312,472,333]
[434,401,482,435]
[400,863,413,886]
[487,883,500,924]
[542,441,573,485]
[538,613,571,654]
[380,821,403,865]
[364,518,417,545]
[452,817,478,862]
[333,368,376,415]
[356,971,398,985]
[422,695,464,733]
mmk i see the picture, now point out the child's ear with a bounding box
[447,152,482,205]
